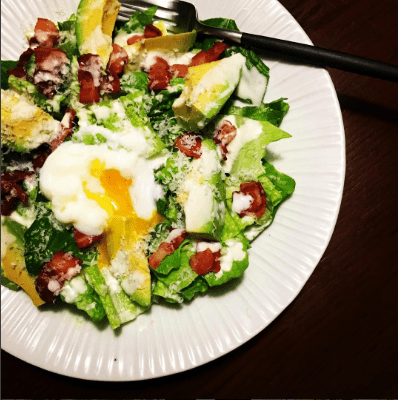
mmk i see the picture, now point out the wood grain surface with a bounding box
[2,0,398,397]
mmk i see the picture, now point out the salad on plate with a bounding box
[1,0,295,330]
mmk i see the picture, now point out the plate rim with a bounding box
[1,0,346,381]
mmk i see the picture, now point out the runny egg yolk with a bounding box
[83,159,162,267]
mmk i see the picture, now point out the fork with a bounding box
[118,0,398,82]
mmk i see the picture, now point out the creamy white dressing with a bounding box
[220,115,264,173]
[102,268,122,295]
[232,192,253,214]
[181,178,213,232]
[61,276,88,303]
[121,271,145,295]
[236,63,267,106]
[215,240,246,277]
[196,241,222,253]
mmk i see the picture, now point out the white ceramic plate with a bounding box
[1,0,345,380]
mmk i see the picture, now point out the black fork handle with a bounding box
[240,33,398,82]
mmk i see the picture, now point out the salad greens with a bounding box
[1,1,295,329]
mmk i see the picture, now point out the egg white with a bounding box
[39,141,165,236]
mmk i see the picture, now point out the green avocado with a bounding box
[76,0,120,67]
[178,139,225,241]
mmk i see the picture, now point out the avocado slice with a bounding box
[76,0,121,67]
[102,214,161,307]
[178,139,226,241]
[1,222,45,307]
[172,53,246,131]
[143,31,197,53]
[1,89,62,153]
[123,31,197,73]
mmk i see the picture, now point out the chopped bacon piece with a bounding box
[148,229,188,269]
[7,67,26,79]
[189,248,221,275]
[148,56,172,90]
[207,41,230,62]
[213,120,237,160]
[33,47,68,98]
[31,18,60,49]
[31,108,76,170]
[78,54,102,104]
[7,49,35,80]
[48,108,76,151]
[108,44,129,76]
[170,64,189,78]
[35,251,83,303]
[73,229,103,249]
[127,34,145,45]
[148,242,175,269]
[190,41,229,67]
[78,54,102,87]
[144,24,163,38]
[234,181,267,219]
[100,72,121,94]
[1,171,35,216]
[32,145,52,170]
[174,133,202,158]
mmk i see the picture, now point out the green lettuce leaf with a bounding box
[180,276,208,301]
[1,60,18,90]
[222,98,290,127]
[118,6,157,34]
[120,71,149,93]
[204,236,249,287]
[60,274,106,322]
[57,13,79,59]
[200,17,240,31]
[2,218,26,246]
[24,204,97,275]
[229,119,291,181]
[8,75,66,119]
[84,264,120,329]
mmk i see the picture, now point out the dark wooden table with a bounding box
[2,0,398,397]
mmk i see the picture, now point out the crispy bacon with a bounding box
[33,47,68,98]
[7,49,35,80]
[30,18,60,49]
[170,64,189,78]
[148,56,172,90]
[48,108,76,151]
[32,145,52,170]
[148,229,188,269]
[100,72,121,94]
[190,41,229,67]
[1,171,35,216]
[213,120,237,160]
[108,43,129,76]
[234,181,267,219]
[174,133,202,158]
[78,54,102,103]
[73,229,103,249]
[31,108,76,169]
[144,24,163,38]
[189,248,221,275]
[127,34,145,45]
[35,251,83,303]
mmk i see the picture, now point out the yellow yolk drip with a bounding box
[84,160,162,268]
